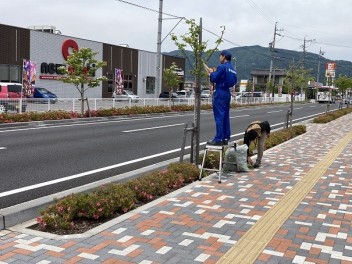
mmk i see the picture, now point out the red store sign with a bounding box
[39,39,79,79]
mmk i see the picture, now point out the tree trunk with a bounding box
[80,83,85,117]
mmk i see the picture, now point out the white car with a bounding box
[201,90,211,99]
[112,90,139,102]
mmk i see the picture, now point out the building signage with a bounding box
[39,39,79,80]
[325,62,336,78]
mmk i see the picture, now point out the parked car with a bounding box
[173,90,192,102]
[159,91,178,99]
[32,87,58,104]
[241,92,263,98]
[0,82,27,114]
[201,89,211,99]
[112,90,139,102]
[345,97,352,104]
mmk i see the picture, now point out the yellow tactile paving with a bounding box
[217,131,352,264]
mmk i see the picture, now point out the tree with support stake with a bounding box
[171,18,224,165]
[58,48,107,117]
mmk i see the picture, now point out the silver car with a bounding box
[112,90,139,102]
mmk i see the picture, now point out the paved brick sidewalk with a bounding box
[1,114,352,264]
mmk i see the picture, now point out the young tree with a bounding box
[171,18,224,164]
[163,62,180,100]
[58,48,107,116]
[335,75,352,97]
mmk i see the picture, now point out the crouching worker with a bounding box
[243,121,271,168]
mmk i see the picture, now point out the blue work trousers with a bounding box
[212,89,231,142]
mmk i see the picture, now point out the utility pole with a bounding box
[156,0,163,96]
[317,47,325,83]
[268,22,283,98]
[300,36,315,95]
[301,36,316,69]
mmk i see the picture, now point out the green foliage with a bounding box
[335,75,352,96]
[284,64,314,95]
[58,48,107,88]
[199,151,221,169]
[0,111,80,123]
[171,19,224,81]
[265,125,306,149]
[167,162,199,183]
[37,194,82,230]
[313,107,352,123]
[58,47,108,116]
[37,163,200,231]
[164,62,181,92]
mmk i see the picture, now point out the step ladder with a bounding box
[199,144,225,183]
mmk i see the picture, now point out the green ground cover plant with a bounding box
[36,163,199,234]
[313,107,352,123]
[0,102,290,124]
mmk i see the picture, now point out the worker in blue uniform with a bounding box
[204,50,237,146]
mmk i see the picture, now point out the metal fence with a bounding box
[0,96,306,114]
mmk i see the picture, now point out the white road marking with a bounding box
[0,110,326,197]
[0,147,6,150]
[0,131,246,198]
[230,115,250,119]
[122,123,185,133]
[267,110,283,113]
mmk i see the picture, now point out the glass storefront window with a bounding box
[146,76,155,94]
[0,64,20,82]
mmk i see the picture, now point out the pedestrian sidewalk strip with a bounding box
[217,131,352,264]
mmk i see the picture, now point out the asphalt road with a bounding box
[0,102,338,208]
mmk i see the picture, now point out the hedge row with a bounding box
[0,102,289,124]
[37,163,199,231]
[313,107,352,123]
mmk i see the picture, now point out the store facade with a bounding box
[0,23,185,98]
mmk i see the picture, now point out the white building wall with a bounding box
[30,31,103,98]
[137,50,158,98]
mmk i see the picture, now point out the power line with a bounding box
[245,0,276,25]
[114,0,184,19]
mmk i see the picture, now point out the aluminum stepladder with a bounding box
[199,144,224,183]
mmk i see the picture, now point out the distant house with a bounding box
[250,69,286,92]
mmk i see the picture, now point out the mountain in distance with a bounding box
[165,45,352,83]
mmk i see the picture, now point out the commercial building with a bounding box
[0,23,185,98]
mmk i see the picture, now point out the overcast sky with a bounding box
[2,0,352,63]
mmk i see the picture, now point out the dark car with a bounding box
[345,97,352,104]
[33,87,58,103]
[159,91,178,99]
